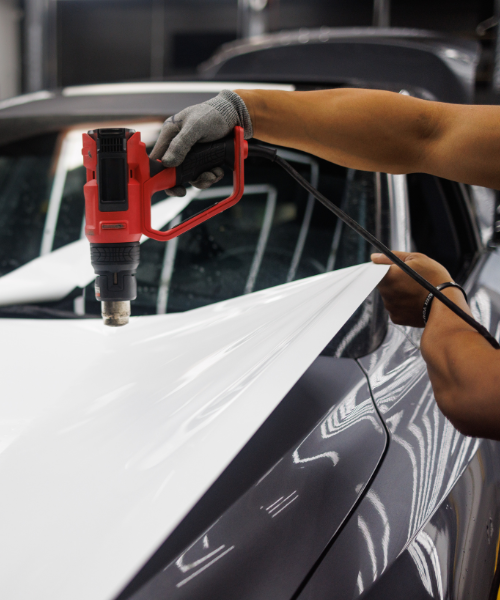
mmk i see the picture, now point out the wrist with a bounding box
[422,282,467,325]
[234,89,257,137]
[421,285,472,341]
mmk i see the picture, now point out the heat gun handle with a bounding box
[142,126,248,242]
[175,138,236,185]
[148,137,236,184]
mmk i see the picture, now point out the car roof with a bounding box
[0,82,294,145]
[199,27,480,104]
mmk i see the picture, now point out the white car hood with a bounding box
[0,262,387,600]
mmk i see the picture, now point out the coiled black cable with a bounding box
[248,143,500,350]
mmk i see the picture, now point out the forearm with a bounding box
[236,88,500,189]
[421,289,500,438]
[236,88,441,174]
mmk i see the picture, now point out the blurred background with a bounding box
[0,0,499,103]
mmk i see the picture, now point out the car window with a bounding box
[0,126,388,356]
[407,173,480,283]
[469,185,495,247]
[0,133,57,275]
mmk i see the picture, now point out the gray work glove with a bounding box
[150,90,253,197]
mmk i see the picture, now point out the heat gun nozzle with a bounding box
[102,301,131,327]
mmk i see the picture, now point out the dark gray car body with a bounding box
[0,28,498,600]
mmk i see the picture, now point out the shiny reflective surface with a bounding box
[0,262,387,600]
[298,325,484,599]
[125,357,387,600]
[469,185,495,247]
[297,248,500,599]
[358,441,500,599]
[388,173,411,252]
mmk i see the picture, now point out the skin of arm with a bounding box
[232,88,500,436]
[235,88,500,189]
[372,251,500,439]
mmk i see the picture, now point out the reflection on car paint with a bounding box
[407,529,443,598]
[298,324,486,599]
[357,443,500,598]
[365,489,390,572]
[263,491,300,517]
[175,536,235,589]
[361,325,481,548]
[128,358,387,600]
[470,285,492,329]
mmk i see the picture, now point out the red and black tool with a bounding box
[83,126,248,326]
[82,124,499,349]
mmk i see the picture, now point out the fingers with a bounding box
[376,265,403,294]
[371,251,416,265]
[150,117,182,161]
[165,185,187,197]
[150,111,201,167]
[371,253,393,265]
[151,100,234,170]
[165,166,223,198]
[190,167,224,190]
[161,124,203,168]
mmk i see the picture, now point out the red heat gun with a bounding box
[81,124,500,349]
[83,126,249,326]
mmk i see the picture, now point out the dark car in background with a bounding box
[0,27,499,600]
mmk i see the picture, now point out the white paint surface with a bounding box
[0,262,387,600]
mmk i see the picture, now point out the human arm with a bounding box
[372,251,500,439]
[236,87,500,189]
[152,87,500,192]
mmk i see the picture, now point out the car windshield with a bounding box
[0,122,383,318]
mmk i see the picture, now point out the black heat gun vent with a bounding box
[95,128,130,212]
[99,137,125,154]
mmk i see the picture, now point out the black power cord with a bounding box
[248,143,500,350]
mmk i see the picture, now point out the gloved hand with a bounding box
[150,90,253,197]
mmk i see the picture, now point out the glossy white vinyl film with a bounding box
[0,262,387,600]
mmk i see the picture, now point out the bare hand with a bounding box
[371,251,453,327]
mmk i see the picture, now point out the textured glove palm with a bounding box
[150,90,253,197]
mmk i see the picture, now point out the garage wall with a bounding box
[19,0,498,90]
[0,0,21,99]
[57,0,240,86]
